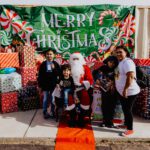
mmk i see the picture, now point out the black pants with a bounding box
[101,91,117,125]
[118,94,138,130]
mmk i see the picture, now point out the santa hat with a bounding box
[69,52,86,65]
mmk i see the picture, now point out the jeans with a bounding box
[43,91,55,115]
[62,88,72,106]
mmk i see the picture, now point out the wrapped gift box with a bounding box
[19,67,37,87]
[0,72,22,93]
[0,92,18,113]
[0,53,19,68]
[134,76,150,119]
[18,86,38,98]
[138,66,150,75]
[134,59,150,66]
[18,86,40,110]
[17,45,35,67]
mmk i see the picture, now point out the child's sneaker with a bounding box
[64,105,69,111]
[121,130,134,137]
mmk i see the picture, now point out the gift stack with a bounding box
[133,58,150,119]
[18,86,39,110]
[17,45,40,110]
[0,50,21,113]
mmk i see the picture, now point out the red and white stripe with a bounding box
[99,10,117,25]
[0,9,22,34]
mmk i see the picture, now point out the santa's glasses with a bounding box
[73,58,79,60]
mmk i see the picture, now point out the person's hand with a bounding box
[56,84,60,88]
[38,87,42,94]
[122,88,128,98]
[96,79,101,85]
[51,63,55,69]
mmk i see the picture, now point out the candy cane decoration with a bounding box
[120,14,135,37]
[85,55,96,67]
[0,30,12,46]
[55,54,62,58]
[99,10,117,25]
[0,9,22,34]
[98,38,112,51]
[55,58,68,65]
[18,21,33,39]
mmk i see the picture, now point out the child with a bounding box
[57,64,75,110]
[37,49,60,119]
[93,56,118,128]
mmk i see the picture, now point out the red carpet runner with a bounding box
[55,121,95,150]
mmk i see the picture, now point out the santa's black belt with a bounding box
[75,85,84,88]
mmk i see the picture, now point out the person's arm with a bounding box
[37,62,45,89]
[123,71,134,98]
[53,61,61,82]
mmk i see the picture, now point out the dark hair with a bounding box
[61,64,71,71]
[116,45,130,57]
[44,48,56,56]
[103,55,118,68]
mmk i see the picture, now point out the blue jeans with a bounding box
[62,88,72,106]
[43,91,55,115]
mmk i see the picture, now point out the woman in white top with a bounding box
[115,46,140,136]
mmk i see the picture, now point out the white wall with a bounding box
[0,0,150,6]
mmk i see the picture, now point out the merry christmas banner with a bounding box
[0,5,135,60]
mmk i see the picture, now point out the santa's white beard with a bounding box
[70,61,84,86]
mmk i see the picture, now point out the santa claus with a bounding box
[67,52,93,127]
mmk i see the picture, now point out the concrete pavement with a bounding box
[0,109,150,150]
[0,109,150,138]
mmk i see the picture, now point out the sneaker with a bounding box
[121,130,134,137]
[76,106,81,113]
[99,122,106,127]
[106,124,115,128]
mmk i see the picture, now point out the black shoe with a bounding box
[77,122,85,128]
[106,124,115,128]
[76,106,81,113]
[99,122,106,127]
[43,112,50,119]
[68,120,76,128]
[50,113,55,119]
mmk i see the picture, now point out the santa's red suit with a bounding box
[67,52,93,111]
